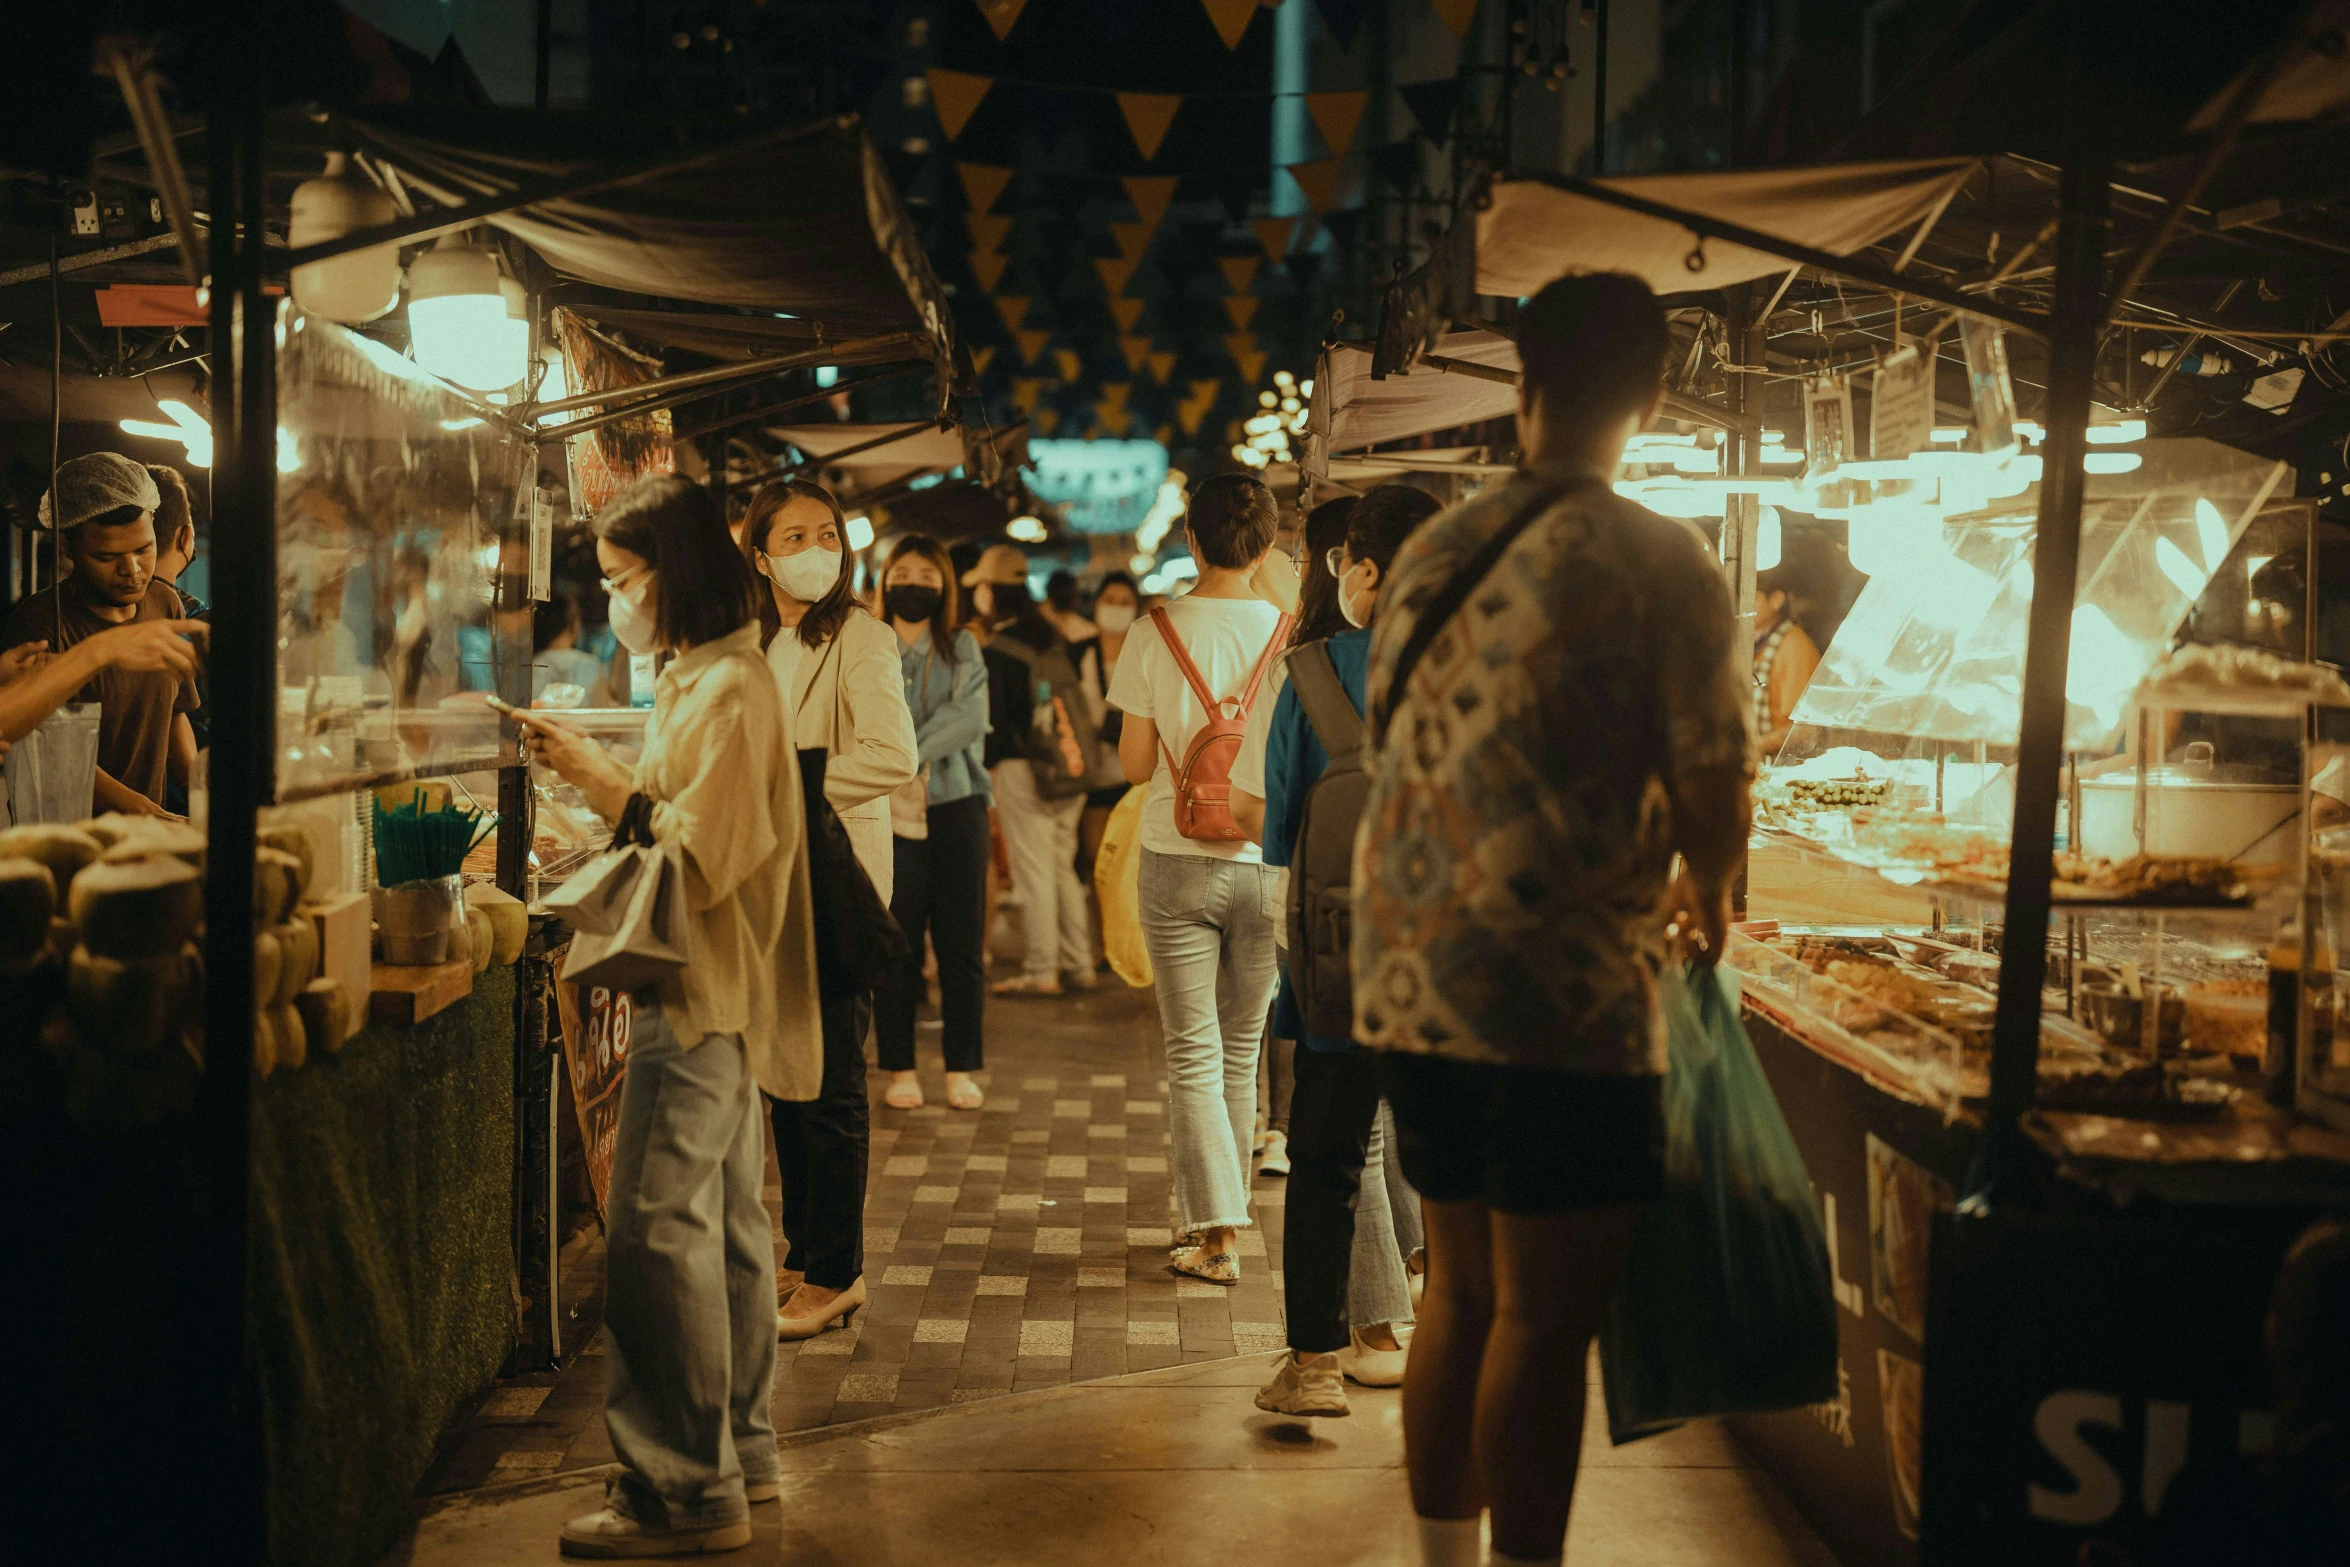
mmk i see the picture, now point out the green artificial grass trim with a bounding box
[248,965,515,1567]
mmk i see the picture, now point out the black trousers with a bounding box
[875,794,990,1074]
[1282,1046,1384,1355]
[769,991,871,1290]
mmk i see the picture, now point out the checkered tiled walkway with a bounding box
[425,979,1293,1492]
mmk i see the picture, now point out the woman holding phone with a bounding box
[744,477,918,1343]
[509,474,820,1557]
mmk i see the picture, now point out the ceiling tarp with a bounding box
[325,114,961,384]
[1474,158,1978,300]
[768,421,1029,501]
[2189,0,2350,130]
[1311,331,1519,462]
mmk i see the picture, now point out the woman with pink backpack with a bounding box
[1106,475,1294,1284]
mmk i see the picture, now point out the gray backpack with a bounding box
[1283,641,1370,1041]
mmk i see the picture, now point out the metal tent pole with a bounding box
[197,20,273,1552]
[1984,157,2111,1179]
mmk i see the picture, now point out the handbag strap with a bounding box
[610,791,657,849]
[1372,477,1596,740]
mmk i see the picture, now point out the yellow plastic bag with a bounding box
[1092,786,1152,987]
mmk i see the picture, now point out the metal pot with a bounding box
[2077,747,2299,865]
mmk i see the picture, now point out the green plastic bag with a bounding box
[1599,961,1839,1445]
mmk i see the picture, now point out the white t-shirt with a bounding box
[1229,661,1284,801]
[1106,595,1288,862]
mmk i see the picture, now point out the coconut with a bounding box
[0,857,56,963]
[0,825,103,896]
[67,944,184,1055]
[295,978,351,1053]
[255,825,316,900]
[253,848,303,924]
[271,1003,307,1071]
[463,883,527,964]
[68,856,202,960]
[271,918,318,1005]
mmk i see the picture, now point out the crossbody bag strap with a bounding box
[1286,641,1365,761]
[1371,477,1595,740]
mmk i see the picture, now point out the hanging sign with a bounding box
[1870,341,1934,464]
[553,980,635,1217]
[1959,315,2020,456]
[1804,373,1856,481]
[529,489,554,603]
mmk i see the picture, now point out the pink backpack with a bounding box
[1149,605,1294,843]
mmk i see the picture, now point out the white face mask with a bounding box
[1094,603,1136,634]
[767,546,842,604]
[1338,561,1374,629]
[608,580,659,654]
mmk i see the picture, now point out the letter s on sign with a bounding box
[2028,1391,2124,1526]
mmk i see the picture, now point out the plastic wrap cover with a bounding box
[1787,437,2291,753]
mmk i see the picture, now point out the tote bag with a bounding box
[549,794,694,992]
[1091,784,1152,987]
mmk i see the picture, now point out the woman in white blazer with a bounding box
[745,478,918,1341]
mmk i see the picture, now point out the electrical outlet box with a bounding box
[69,190,99,237]
[99,190,138,241]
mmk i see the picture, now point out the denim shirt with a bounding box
[900,627,993,808]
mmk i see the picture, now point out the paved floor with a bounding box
[398,1355,1837,1566]
[426,978,1300,1491]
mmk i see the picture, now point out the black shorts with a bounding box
[1376,1052,1666,1214]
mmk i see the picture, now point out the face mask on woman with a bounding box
[1094,603,1136,634]
[766,546,842,604]
[608,579,660,654]
[885,583,942,623]
[1338,560,1375,630]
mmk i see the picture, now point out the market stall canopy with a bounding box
[2190,0,2350,129]
[1310,331,1518,459]
[1475,159,1976,300]
[766,420,1028,503]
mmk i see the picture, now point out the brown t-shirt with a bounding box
[2,582,197,807]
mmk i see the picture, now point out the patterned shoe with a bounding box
[1170,1246,1240,1285]
[1254,1350,1350,1417]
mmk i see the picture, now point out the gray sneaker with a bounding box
[1254,1350,1350,1417]
[560,1499,751,1557]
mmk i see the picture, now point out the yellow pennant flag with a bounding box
[1100,382,1132,407]
[1109,298,1146,332]
[967,213,1012,253]
[1117,93,1183,161]
[994,295,1030,331]
[1429,0,1477,39]
[1123,175,1179,231]
[1155,423,1175,446]
[1094,398,1132,437]
[1119,335,1151,373]
[973,0,1028,40]
[1177,378,1222,436]
[1200,0,1258,50]
[1054,348,1083,382]
[928,70,995,140]
[1251,215,1297,258]
[970,346,996,377]
[1285,159,1345,214]
[1111,221,1154,261]
[1146,350,1178,385]
[1223,296,1261,331]
[959,162,1014,215]
[1095,254,1140,297]
[1306,90,1370,156]
[1034,407,1061,436]
[970,251,1010,292]
[1016,328,1051,365]
[1218,256,1260,295]
[1012,377,1044,414]
[1225,333,1265,384]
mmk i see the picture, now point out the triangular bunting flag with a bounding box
[971,251,1011,292]
[1429,0,1477,40]
[1225,333,1265,384]
[1177,378,1221,436]
[1012,377,1044,414]
[1146,351,1178,385]
[967,213,1013,253]
[1119,336,1151,374]
[970,346,996,377]
[1305,90,1370,156]
[1396,79,1461,145]
[1314,0,1373,47]
[1122,175,1179,231]
[1100,382,1132,407]
[1367,138,1423,196]
[928,70,995,140]
[1218,256,1260,295]
[1094,254,1139,297]
[994,295,1030,331]
[1109,298,1146,332]
[1285,158,1346,214]
[1200,0,1258,50]
[1094,398,1133,437]
[1155,424,1175,446]
[1016,328,1051,364]
[1111,221,1153,261]
[1053,348,1083,382]
[959,162,1015,215]
[1223,296,1261,331]
[1250,216,1296,258]
[1116,93,1183,161]
[1034,408,1061,436]
[973,0,1028,41]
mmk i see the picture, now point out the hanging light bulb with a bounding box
[288,152,401,324]
[407,242,522,390]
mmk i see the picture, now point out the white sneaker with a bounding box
[1254,1349,1350,1417]
[744,1480,780,1504]
[560,1504,750,1557]
[1336,1326,1408,1387]
[1256,1129,1291,1177]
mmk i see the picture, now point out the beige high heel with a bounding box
[777,1276,867,1341]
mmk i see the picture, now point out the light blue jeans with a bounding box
[1348,1101,1422,1330]
[602,997,779,1529]
[1139,848,1284,1233]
